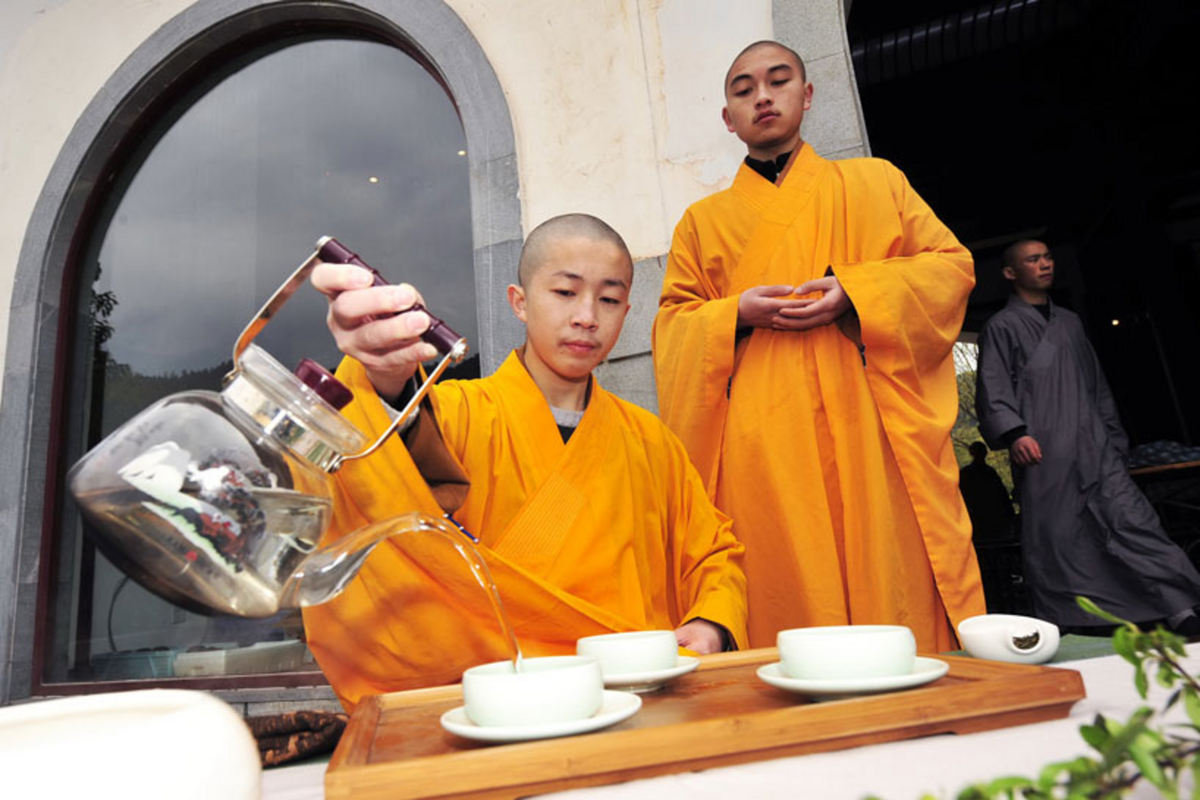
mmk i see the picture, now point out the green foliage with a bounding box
[915,596,1200,800]
[96,358,235,439]
[951,342,1015,493]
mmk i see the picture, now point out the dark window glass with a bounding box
[47,35,475,684]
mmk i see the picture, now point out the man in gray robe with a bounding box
[975,239,1200,631]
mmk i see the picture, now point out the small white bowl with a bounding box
[576,630,680,676]
[958,614,1060,664]
[462,655,603,728]
[777,625,916,680]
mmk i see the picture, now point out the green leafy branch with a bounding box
[928,597,1200,799]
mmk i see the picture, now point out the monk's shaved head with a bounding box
[725,40,807,90]
[518,213,633,286]
[1001,239,1047,269]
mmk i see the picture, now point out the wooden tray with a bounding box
[326,648,1085,800]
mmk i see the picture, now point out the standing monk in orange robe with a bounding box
[653,41,984,652]
[304,214,746,711]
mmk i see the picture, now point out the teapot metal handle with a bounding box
[330,348,464,471]
[224,248,324,385]
[224,236,469,473]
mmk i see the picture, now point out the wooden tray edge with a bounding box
[327,660,1086,799]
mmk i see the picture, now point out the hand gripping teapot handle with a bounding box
[314,237,469,470]
[225,236,468,383]
[314,236,467,357]
[225,237,469,472]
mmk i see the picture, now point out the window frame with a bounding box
[3,0,522,701]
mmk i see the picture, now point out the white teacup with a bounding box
[462,655,603,727]
[777,625,917,680]
[576,630,680,676]
[958,614,1060,665]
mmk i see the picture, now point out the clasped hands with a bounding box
[737,276,853,331]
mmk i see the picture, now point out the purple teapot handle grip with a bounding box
[312,237,468,471]
[315,236,465,357]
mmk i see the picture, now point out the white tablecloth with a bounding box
[263,645,1198,800]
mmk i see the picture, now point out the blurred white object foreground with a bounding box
[0,688,260,800]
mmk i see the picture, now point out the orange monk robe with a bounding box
[653,144,985,652]
[303,352,747,710]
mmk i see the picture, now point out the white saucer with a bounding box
[756,656,950,698]
[602,656,700,692]
[440,690,642,743]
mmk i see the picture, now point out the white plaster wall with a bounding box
[0,0,785,408]
[435,0,770,258]
[651,0,772,230]
[0,0,867,702]
[0,0,196,410]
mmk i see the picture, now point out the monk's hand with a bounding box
[311,262,438,401]
[674,619,725,655]
[773,275,853,331]
[737,285,799,329]
[1010,435,1043,466]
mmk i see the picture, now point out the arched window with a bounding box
[46,34,476,686]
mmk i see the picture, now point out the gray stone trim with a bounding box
[474,237,527,365]
[0,0,520,705]
[592,253,669,415]
[772,0,871,157]
[607,255,666,362]
[216,684,345,717]
[595,352,659,416]
[826,144,871,161]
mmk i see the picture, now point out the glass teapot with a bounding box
[68,237,471,618]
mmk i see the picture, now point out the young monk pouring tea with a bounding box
[303,214,747,711]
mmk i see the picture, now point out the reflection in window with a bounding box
[48,36,476,684]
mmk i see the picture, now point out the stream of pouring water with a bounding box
[283,512,525,671]
[442,526,525,672]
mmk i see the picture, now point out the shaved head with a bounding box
[725,40,807,91]
[1001,239,1047,269]
[518,213,633,286]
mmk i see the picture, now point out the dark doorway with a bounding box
[848,0,1200,447]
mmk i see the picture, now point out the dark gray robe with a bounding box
[975,295,1200,626]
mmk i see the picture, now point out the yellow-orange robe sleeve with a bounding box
[303,355,747,711]
[652,418,748,647]
[831,162,982,630]
[302,359,622,710]
[652,215,741,494]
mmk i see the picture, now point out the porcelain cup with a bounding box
[957,614,1060,664]
[777,625,917,680]
[462,655,603,727]
[576,630,679,676]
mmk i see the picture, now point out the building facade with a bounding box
[0,0,866,708]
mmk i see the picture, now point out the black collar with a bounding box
[744,151,793,183]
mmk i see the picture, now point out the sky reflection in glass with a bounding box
[89,37,474,379]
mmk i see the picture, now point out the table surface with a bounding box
[1129,458,1200,476]
[263,641,1190,800]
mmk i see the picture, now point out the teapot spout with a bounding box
[279,512,487,610]
[278,512,428,608]
[278,511,521,668]
[275,511,524,671]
